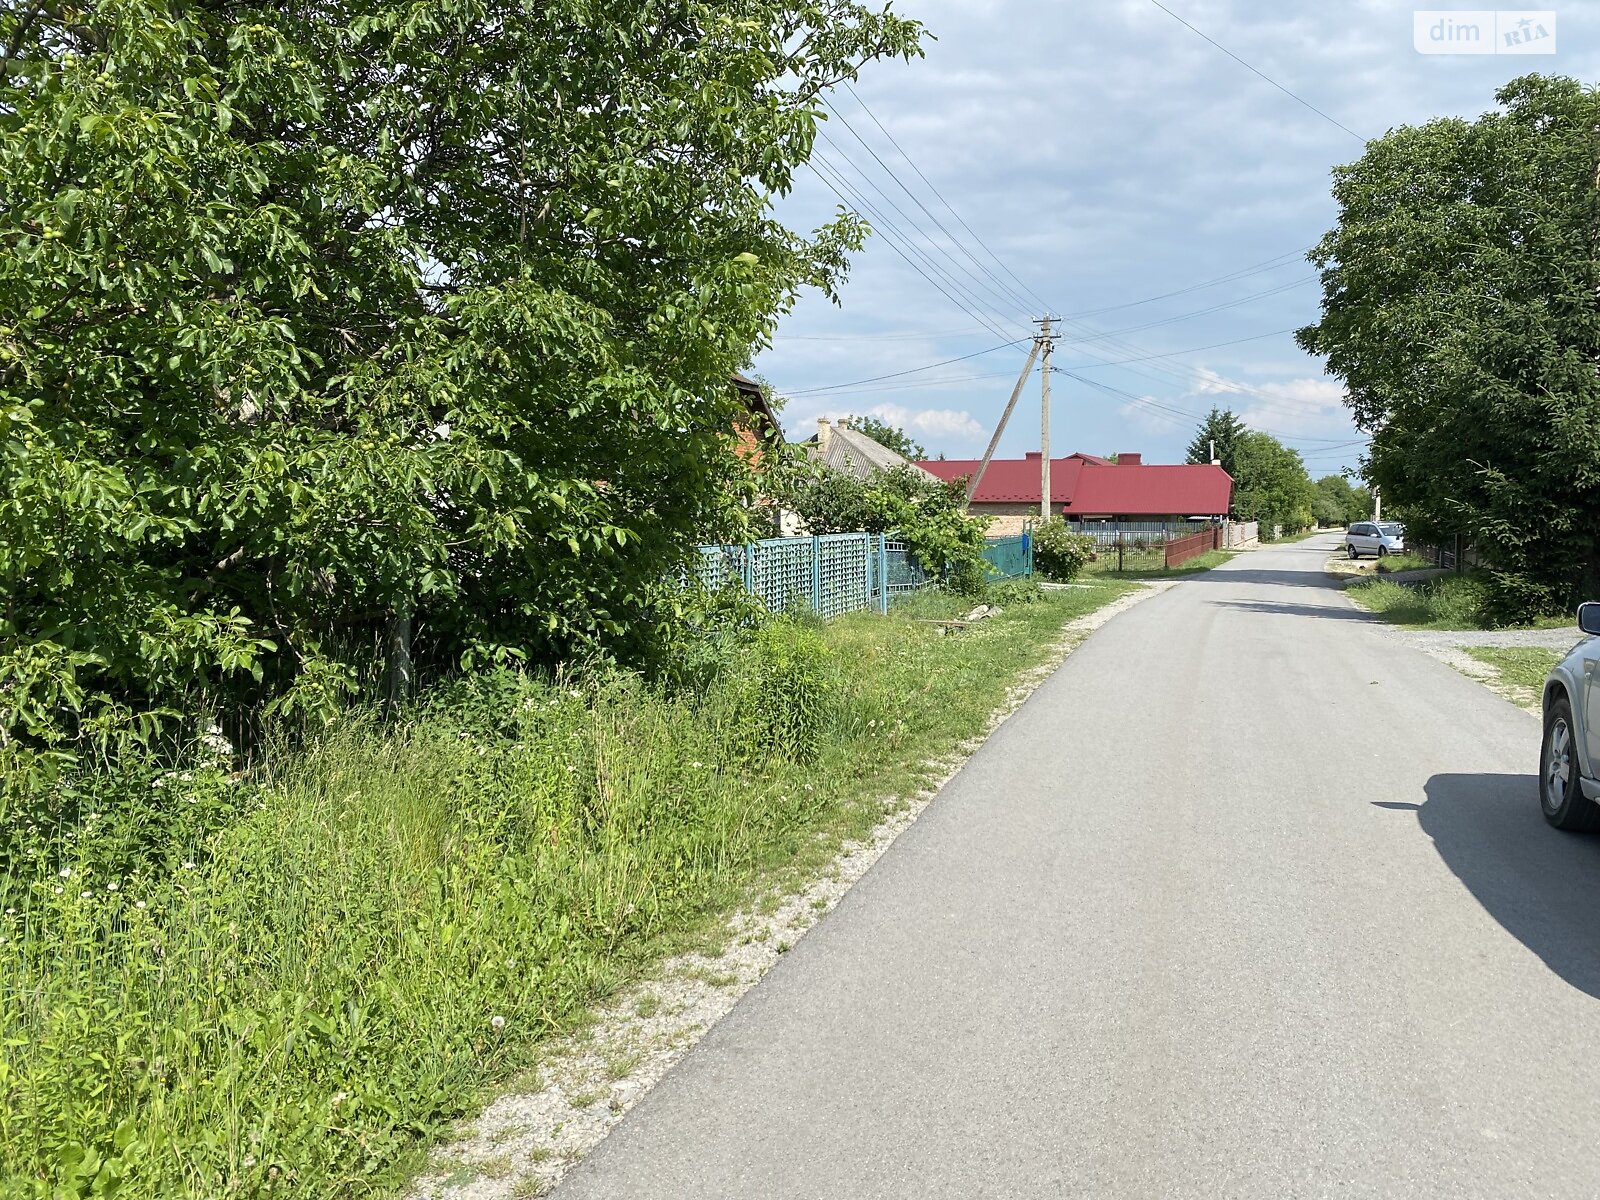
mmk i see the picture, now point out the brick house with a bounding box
[918,452,1233,536]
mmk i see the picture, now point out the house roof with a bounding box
[730,373,783,442]
[803,421,940,481]
[918,452,1233,516]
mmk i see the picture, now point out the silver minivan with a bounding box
[1345,521,1405,559]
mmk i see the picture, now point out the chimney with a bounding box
[817,417,833,452]
[1117,452,1142,466]
[1025,451,1041,461]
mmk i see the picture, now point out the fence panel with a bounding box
[884,539,932,603]
[1076,522,1202,548]
[1164,526,1222,569]
[980,535,1032,581]
[695,534,889,618]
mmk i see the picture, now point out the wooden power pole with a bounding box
[1037,317,1055,521]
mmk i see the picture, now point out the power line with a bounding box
[1146,0,1367,143]
[792,370,1025,401]
[807,156,1020,343]
[1069,327,1299,364]
[841,81,1055,315]
[789,338,1032,397]
[1061,277,1315,344]
[1058,368,1368,446]
[1058,249,1311,319]
[813,144,1028,335]
[818,99,1039,323]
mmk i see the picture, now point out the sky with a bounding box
[752,0,1599,478]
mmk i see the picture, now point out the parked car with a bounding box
[1345,521,1405,559]
[1540,603,1600,831]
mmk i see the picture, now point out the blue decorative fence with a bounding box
[694,531,1033,619]
[695,534,890,618]
[980,534,1032,581]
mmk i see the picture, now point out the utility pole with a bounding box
[1373,486,1382,521]
[1037,317,1055,521]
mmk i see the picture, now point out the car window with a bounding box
[1351,524,1371,537]
[1378,523,1401,536]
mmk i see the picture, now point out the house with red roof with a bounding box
[917,452,1233,536]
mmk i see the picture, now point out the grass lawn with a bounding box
[2,579,1135,1200]
[1462,645,1564,696]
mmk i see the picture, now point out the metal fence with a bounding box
[1074,521,1209,548]
[695,534,889,618]
[980,534,1033,581]
[694,531,1035,618]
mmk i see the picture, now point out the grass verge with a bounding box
[1081,548,1238,581]
[1,580,1134,1200]
[1347,572,1569,631]
[1461,646,1564,699]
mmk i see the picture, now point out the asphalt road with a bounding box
[555,534,1600,1198]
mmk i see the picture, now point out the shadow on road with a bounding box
[1385,775,1600,1000]
[1210,599,1380,622]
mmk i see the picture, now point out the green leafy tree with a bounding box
[1232,432,1315,535]
[0,1,924,770]
[1185,408,1248,477]
[843,414,926,461]
[1297,74,1600,617]
[1314,474,1373,525]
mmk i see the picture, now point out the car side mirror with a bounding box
[1579,603,1600,637]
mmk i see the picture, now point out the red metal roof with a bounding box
[918,452,1233,517]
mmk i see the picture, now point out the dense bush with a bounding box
[1031,519,1096,582]
[0,0,923,786]
[779,466,988,595]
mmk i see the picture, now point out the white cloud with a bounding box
[810,401,986,449]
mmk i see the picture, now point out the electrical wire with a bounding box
[815,132,1034,331]
[819,99,1040,322]
[807,156,1021,343]
[1146,0,1367,142]
[840,81,1055,315]
[788,338,1033,397]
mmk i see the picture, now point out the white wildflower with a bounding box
[182,861,196,871]
[52,886,64,895]
[243,1155,257,1169]
[80,891,92,899]
[57,867,70,879]
[106,882,118,892]
[135,901,147,910]
[490,1015,506,1031]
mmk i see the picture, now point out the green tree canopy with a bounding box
[843,414,926,461]
[1232,432,1315,534]
[0,0,923,769]
[1297,74,1600,616]
[1314,474,1372,526]
[1185,407,1247,478]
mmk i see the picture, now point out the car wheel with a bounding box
[1346,544,1358,559]
[1377,545,1388,558]
[1541,694,1600,831]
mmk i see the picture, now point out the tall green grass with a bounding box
[1,583,1130,1199]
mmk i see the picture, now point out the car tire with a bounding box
[1541,694,1600,832]
[1346,544,1358,559]
[1377,545,1388,558]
